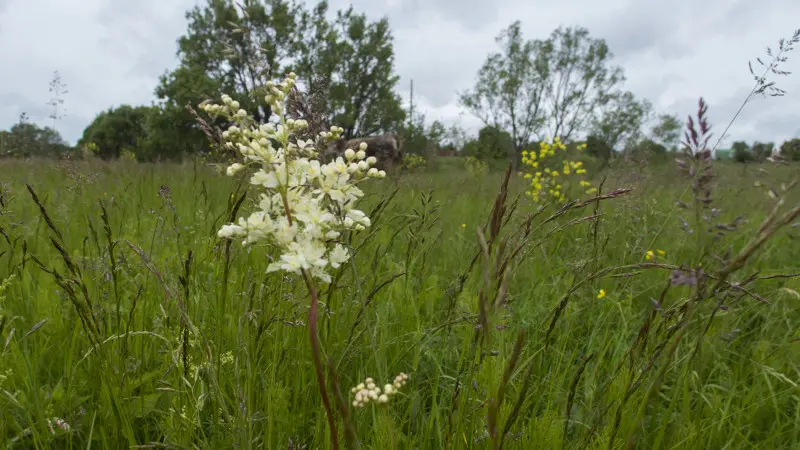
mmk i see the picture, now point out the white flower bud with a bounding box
[378,394,389,403]
[344,149,355,160]
[384,384,393,394]
[367,382,376,390]
[226,163,245,176]
[352,401,359,407]
[356,150,366,160]
[231,100,240,110]
[378,170,386,178]
[359,142,368,151]
[368,168,378,177]
[367,156,377,166]
[357,161,368,171]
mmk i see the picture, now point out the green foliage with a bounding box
[460,21,624,166]
[325,6,406,138]
[78,105,151,160]
[591,90,652,151]
[751,141,775,161]
[401,153,426,171]
[651,113,682,151]
[585,134,613,161]
[779,138,800,161]
[732,140,753,163]
[0,115,71,158]
[463,155,488,175]
[625,138,668,164]
[395,114,445,156]
[462,125,514,161]
[2,160,798,448]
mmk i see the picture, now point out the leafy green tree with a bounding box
[325,7,405,138]
[751,141,774,161]
[460,22,624,167]
[591,91,652,152]
[152,0,310,161]
[542,26,624,140]
[620,138,668,165]
[2,113,70,158]
[779,138,800,161]
[651,113,682,151]
[465,125,514,161]
[585,134,613,162]
[732,141,752,163]
[459,21,548,165]
[78,105,151,160]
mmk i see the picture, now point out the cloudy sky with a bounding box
[1,0,799,148]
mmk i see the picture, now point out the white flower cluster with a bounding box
[350,373,409,407]
[202,73,386,283]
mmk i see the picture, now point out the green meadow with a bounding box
[0,156,799,449]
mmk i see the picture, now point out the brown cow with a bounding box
[325,132,403,171]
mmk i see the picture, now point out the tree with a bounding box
[464,125,514,161]
[625,138,667,164]
[324,6,405,138]
[732,141,753,163]
[651,113,681,151]
[460,22,624,167]
[780,138,800,161]
[3,113,70,158]
[751,141,774,161]
[543,26,624,141]
[590,90,652,152]
[585,134,613,162]
[459,21,548,166]
[78,105,152,160]
[153,0,311,160]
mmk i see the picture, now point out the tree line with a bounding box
[2,0,798,164]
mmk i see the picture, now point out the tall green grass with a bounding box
[0,156,799,449]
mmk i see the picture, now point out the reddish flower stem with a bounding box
[302,269,339,450]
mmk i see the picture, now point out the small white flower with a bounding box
[359,142,368,151]
[356,150,366,160]
[344,148,356,160]
[226,163,245,176]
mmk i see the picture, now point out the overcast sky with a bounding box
[1,0,799,148]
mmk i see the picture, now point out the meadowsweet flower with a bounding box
[350,373,409,408]
[597,289,606,299]
[205,73,385,284]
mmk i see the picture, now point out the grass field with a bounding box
[0,156,799,449]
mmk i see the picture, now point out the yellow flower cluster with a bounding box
[464,155,489,176]
[645,249,666,261]
[520,138,593,203]
[402,153,427,171]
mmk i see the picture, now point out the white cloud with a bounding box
[1,0,798,148]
